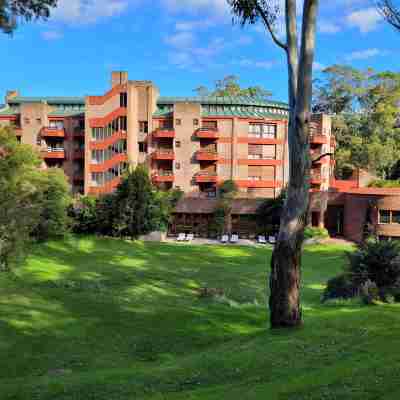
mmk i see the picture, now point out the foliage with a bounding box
[214,180,239,235]
[194,75,272,98]
[360,280,380,305]
[0,127,72,269]
[304,226,329,240]
[314,65,400,178]
[322,274,358,302]
[367,179,400,188]
[256,189,286,234]
[1,0,57,33]
[70,168,181,238]
[218,179,238,198]
[0,127,43,270]
[32,168,72,241]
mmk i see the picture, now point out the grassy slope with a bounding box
[1,236,400,399]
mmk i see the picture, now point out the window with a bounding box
[139,121,148,134]
[393,211,400,224]
[139,142,147,153]
[249,123,277,138]
[175,141,181,148]
[379,210,391,224]
[24,117,30,125]
[120,92,128,108]
[203,120,217,130]
[176,119,182,126]
[175,162,181,170]
[193,119,199,126]
[36,118,42,125]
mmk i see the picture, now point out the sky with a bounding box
[1,0,400,103]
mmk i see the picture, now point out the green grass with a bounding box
[1,235,400,399]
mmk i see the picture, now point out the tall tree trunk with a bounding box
[269,0,319,328]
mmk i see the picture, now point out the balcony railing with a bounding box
[41,126,65,138]
[195,127,219,139]
[194,171,218,183]
[196,149,219,161]
[153,170,174,183]
[41,147,65,159]
[152,149,175,160]
[153,128,175,139]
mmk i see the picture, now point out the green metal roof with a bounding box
[48,109,85,117]
[0,105,18,116]
[8,96,85,106]
[158,96,288,109]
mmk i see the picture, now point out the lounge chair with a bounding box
[221,235,229,243]
[268,236,277,244]
[186,233,194,242]
[230,234,239,243]
[177,233,186,242]
[258,235,267,244]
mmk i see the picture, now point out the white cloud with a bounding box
[52,0,129,24]
[161,0,229,17]
[236,58,275,69]
[41,30,63,40]
[346,7,382,33]
[165,31,195,47]
[345,48,387,61]
[319,20,341,34]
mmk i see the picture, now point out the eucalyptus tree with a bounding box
[1,0,57,33]
[377,0,400,32]
[227,0,319,328]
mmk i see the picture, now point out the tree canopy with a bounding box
[1,0,57,33]
[313,65,400,179]
[194,75,272,98]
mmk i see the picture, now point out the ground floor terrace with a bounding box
[170,189,400,243]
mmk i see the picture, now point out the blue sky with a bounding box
[1,0,400,103]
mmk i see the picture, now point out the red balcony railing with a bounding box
[196,149,219,161]
[153,170,175,183]
[195,127,219,139]
[309,134,328,145]
[152,149,175,160]
[153,129,175,139]
[41,147,65,159]
[41,127,65,138]
[194,171,218,183]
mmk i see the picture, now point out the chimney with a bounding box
[6,90,19,104]
[111,71,128,87]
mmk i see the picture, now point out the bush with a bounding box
[368,179,400,188]
[304,226,329,240]
[324,238,400,304]
[323,274,358,302]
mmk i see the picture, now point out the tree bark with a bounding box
[269,0,319,328]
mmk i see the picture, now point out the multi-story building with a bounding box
[0,71,338,236]
[0,91,85,194]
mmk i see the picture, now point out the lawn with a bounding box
[1,235,400,399]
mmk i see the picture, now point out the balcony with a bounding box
[73,149,85,160]
[236,179,281,189]
[239,156,282,166]
[195,127,219,139]
[41,147,65,159]
[153,170,174,183]
[196,150,219,161]
[153,129,175,139]
[194,171,218,183]
[41,126,65,138]
[309,134,328,145]
[152,149,175,160]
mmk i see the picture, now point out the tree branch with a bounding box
[311,152,333,166]
[255,3,287,51]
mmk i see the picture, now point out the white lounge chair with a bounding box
[230,234,239,243]
[268,236,277,244]
[258,235,267,244]
[221,235,229,243]
[177,233,186,242]
[186,233,194,242]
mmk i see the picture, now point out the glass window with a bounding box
[379,210,391,224]
[176,141,181,148]
[139,121,148,133]
[392,211,400,224]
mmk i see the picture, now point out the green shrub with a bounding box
[304,226,329,240]
[368,179,400,188]
[323,274,358,302]
[360,280,380,305]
